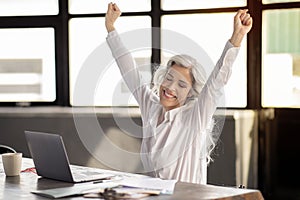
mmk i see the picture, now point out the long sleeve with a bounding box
[106,30,143,100]
[196,41,240,130]
[106,30,158,119]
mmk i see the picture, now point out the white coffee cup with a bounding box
[2,152,22,176]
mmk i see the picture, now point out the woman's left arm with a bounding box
[195,9,253,127]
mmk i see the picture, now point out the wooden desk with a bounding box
[0,157,264,199]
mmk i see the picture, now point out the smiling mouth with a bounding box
[163,89,177,99]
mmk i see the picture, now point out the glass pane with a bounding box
[0,0,58,16]
[69,0,151,14]
[0,28,56,102]
[161,13,247,107]
[263,0,300,4]
[262,9,300,108]
[69,16,152,106]
[161,0,246,10]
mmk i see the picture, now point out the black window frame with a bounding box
[0,0,299,108]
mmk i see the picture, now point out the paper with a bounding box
[31,176,177,198]
[119,177,177,194]
[31,182,119,199]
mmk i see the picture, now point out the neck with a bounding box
[157,108,166,127]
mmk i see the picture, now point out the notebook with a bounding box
[24,130,114,183]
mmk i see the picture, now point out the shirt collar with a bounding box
[164,104,187,123]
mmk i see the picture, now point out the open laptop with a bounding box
[24,130,115,183]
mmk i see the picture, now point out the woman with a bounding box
[105,3,252,184]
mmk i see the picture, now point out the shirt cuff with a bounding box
[106,30,128,59]
[107,30,118,39]
[226,39,239,50]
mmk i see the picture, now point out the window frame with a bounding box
[0,0,69,106]
[0,0,299,108]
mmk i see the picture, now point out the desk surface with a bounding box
[0,157,264,200]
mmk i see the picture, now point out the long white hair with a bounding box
[152,54,219,164]
[152,54,206,102]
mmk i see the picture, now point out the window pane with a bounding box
[0,0,58,16]
[262,9,300,108]
[69,16,152,106]
[161,0,246,10]
[0,28,56,102]
[161,13,247,107]
[263,0,300,4]
[69,0,151,14]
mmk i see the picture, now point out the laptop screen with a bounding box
[25,130,74,182]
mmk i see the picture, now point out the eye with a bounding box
[178,81,188,88]
[165,74,173,81]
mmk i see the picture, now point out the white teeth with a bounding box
[164,89,175,98]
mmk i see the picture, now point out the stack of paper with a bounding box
[31,176,177,199]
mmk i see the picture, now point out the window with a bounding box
[69,16,152,106]
[69,0,151,14]
[0,0,60,105]
[0,0,58,16]
[161,0,246,10]
[0,0,268,108]
[263,0,300,4]
[161,13,247,107]
[69,2,249,107]
[262,8,300,108]
[0,28,56,103]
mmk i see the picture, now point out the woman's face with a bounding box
[159,64,193,111]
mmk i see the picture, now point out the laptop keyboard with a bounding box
[70,165,115,182]
[72,172,109,182]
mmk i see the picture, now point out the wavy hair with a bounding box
[152,54,218,164]
[152,54,207,103]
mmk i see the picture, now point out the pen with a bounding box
[93,180,107,184]
[93,175,123,184]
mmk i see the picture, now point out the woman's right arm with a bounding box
[106,31,144,99]
[105,3,150,107]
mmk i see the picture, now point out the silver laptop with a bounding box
[24,130,114,183]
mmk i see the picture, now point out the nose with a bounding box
[167,81,177,92]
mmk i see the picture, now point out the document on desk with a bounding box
[30,177,176,198]
[119,177,177,194]
[31,182,120,199]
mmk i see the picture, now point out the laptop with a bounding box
[24,130,115,183]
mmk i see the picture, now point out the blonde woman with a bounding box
[105,3,252,184]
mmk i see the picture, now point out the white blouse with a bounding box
[106,30,239,184]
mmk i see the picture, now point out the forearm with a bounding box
[229,31,245,47]
[105,23,115,33]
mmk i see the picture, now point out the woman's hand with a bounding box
[230,9,253,47]
[105,2,121,33]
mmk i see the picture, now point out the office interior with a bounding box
[0,1,299,200]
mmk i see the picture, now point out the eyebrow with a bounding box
[167,72,189,85]
[167,72,174,78]
[179,80,188,85]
